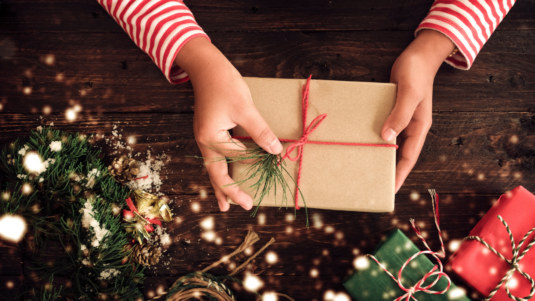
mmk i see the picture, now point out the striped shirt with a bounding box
[97,0,516,83]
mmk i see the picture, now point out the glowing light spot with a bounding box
[410,261,418,268]
[391,218,398,225]
[410,191,420,201]
[199,189,207,199]
[243,273,263,291]
[352,248,359,255]
[22,183,32,195]
[0,215,27,242]
[244,246,253,256]
[202,230,216,242]
[477,173,485,181]
[313,213,323,229]
[508,277,519,289]
[310,268,319,277]
[324,226,334,234]
[448,287,466,298]
[285,213,294,222]
[73,104,82,112]
[257,213,266,225]
[191,202,200,212]
[44,54,55,65]
[335,231,344,240]
[23,87,32,95]
[266,251,278,264]
[215,237,222,245]
[285,226,293,234]
[354,256,369,270]
[510,135,518,144]
[322,249,329,256]
[43,105,52,115]
[175,216,182,224]
[6,281,14,289]
[2,192,9,201]
[262,292,278,301]
[128,136,136,144]
[23,152,48,174]
[514,172,522,179]
[200,216,214,230]
[334,293,351,301]
[490,267,497,275]
[55,73,64,82]
[324,290,336,300]
[0,104,3,111]
[449,240,462,252]
[65,108,76,121]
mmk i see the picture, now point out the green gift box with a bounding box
[343,229,471,301]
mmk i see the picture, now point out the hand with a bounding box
[175,37,283,211]
[381,30,454,193]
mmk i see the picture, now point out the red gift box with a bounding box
[448,186,535,300]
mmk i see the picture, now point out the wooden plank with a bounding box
[0,0,533,33]
[0,31,534,114]
[0,112,533,194]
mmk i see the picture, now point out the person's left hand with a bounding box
[381,29,455,192]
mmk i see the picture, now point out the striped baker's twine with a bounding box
[464,215,535,301]
[367,189,451,301]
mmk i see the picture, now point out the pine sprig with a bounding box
[190,143,309,227]
[0,127,145,300]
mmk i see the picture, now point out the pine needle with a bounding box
[189,143,309,228]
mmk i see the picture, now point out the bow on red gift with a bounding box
[367,190,452,301]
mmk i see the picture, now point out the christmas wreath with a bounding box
[0,127,165,300]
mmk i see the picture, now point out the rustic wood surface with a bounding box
[0,0,534,300]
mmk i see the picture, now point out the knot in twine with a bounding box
[367,189,451,301]
[154,230,294,301]
[464,215,535,301]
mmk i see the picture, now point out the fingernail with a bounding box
[269,139,283,154]
[383,128,397,142]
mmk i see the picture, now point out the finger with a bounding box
[381,85,421,142]
[212,181,230,211]
[201,147,253,210]
[235,105,283,155]
[394,99,432,193]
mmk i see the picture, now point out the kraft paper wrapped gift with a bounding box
[230,77,397,212]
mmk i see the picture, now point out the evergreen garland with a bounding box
[0,128,145,300]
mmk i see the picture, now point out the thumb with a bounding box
[381,87,420,142]
[237,106,283,154]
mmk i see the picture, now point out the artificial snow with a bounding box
[85,168,100,189]
[36,126,43,133]
[98,268,121,280]
[80,201,109,248]
[18,145,29,156]
[49,141,62,152]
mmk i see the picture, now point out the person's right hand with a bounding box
[175,37,283,212]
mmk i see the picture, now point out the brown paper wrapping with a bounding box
[230,77,397,212]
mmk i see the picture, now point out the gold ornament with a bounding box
[123,211,152,245]
[108,155,140,184]
[131,189,172,222]
[132,243,161,266]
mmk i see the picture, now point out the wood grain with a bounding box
[0,31,534,115]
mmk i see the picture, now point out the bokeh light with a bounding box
[353,256,369,270]
[66,108,77,121]
[262,292,278,301]
[24,152,45,174]
[23,87,32,95]
[243,273,263,292]
[0,214,27,242]
[265,251,278,264]
[22,183,32,195]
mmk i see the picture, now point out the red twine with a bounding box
[232,75,398,209]
[367,190,451,301]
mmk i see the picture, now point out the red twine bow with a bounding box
[123,197,162,233]
[367,190,451,301]
[233,75,398,210]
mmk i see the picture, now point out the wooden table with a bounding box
[0,0,534,300]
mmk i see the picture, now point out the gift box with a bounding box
[343,229,471,301]
[230,77,397,212]
[448,186,535,300]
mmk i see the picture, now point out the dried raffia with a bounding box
[152,230,293,301]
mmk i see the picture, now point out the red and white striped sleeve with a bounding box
[96,0,210,84]
[416,0,517,70]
